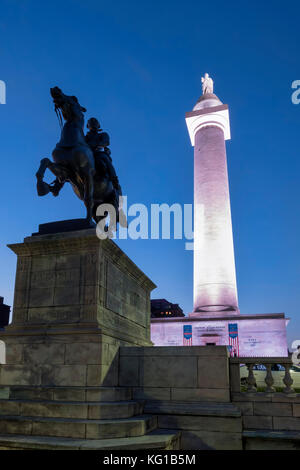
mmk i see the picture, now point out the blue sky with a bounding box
[0,0,299,347]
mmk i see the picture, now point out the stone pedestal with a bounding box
[0,228,156,387]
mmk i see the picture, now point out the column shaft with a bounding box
[193,125,238,313]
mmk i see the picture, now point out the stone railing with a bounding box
[230,357,298,395]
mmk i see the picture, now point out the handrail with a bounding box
[230,357,292,364]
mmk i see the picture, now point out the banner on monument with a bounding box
[228,323,239,357]
[183,325,193,346]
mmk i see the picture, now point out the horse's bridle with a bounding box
[55,105,63,130]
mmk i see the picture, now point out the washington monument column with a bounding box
[186,74,239,315]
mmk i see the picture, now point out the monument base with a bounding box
[0,227,156,388]
[151,313,289,357]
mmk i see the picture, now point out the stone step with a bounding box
[0,429,181,450]
[144,401,241,417]
[0,386,132,402]
[243,430,300,450]
[0,399,143,420]
[0,414,157,439]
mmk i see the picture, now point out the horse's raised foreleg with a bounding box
[36,158,67,197]
[49,178,65,197]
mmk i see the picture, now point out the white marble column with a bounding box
[186,90,239,315]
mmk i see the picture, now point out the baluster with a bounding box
[282,364,295,394]
[264,363,275,393]
[246,364,257,393]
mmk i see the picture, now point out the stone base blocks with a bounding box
[119,346,231,402]
[119,345,243,449]
[243,431,300,450]
[233,393,300,450]
[0,333,122,388]
[144,401,243,450]
[230,356,300,449]
[0,228,183,450]
[1,228,156,390]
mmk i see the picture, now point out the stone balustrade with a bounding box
[230,357,298,395]
[230,358,300,439]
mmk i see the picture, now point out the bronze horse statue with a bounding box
[36,87,122,225]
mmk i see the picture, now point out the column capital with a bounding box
[185,104,231,146]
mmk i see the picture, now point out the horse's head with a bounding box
[50,86,86,123]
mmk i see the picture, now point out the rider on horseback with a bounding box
[85,117,121,194]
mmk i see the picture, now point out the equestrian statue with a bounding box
[35,86,122,225]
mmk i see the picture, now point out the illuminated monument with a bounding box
[187,73,238,315]
[151,74,289,356]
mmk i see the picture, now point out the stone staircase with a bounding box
[0,386,180,450]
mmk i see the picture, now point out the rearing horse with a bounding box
[36,87,95,223]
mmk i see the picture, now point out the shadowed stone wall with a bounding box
[118,346,243,449]
[119,346,230,402]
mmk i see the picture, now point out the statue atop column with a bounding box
[201,73,214,95]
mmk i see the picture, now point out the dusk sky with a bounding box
[0,0,299,347]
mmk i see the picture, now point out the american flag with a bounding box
[228,323,239,357]
[183,325,192,346]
